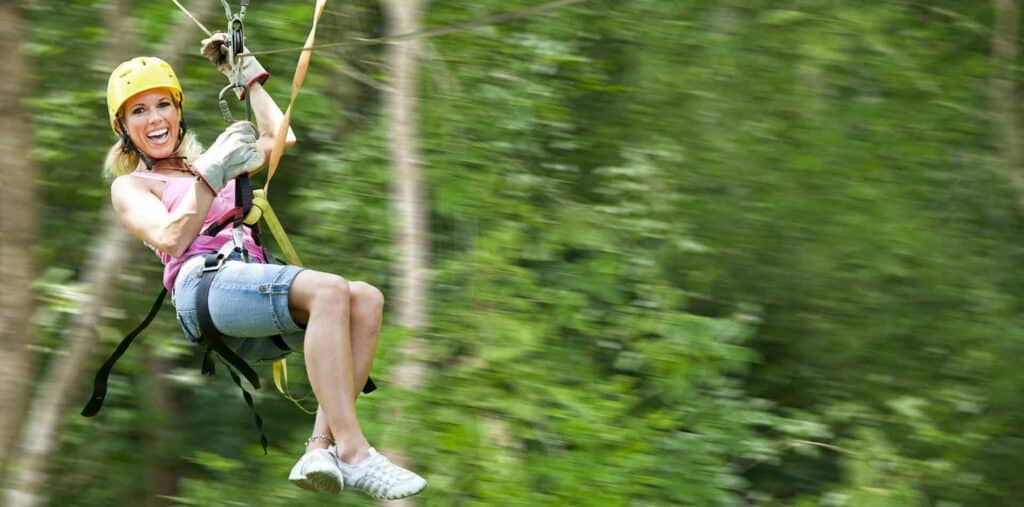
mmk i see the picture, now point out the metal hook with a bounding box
[220,0,233,21]
[218,82,253,124]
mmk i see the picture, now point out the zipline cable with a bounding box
[172,0,588,58]
[247,0,588,56]
[171,0,213,37]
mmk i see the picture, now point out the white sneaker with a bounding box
[288,448,344,494]
[336,447,427,500]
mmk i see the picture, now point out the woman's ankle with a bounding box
[305,434,334,453]
[335,441,371,464]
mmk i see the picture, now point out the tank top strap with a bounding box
[129,170,171,182]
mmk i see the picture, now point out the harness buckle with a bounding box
[231,226,249,262]
[202,241,237,273]
[202,254,226,273]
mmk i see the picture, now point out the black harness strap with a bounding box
[270,335,290,352]
[236,174,253,218]
[225,358,269,453]
[194,251,272,454]
[81,288,167,417]
[195,252,261,389]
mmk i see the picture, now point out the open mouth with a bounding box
[146,128,170,143]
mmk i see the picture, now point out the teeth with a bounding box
[147,128,168,139]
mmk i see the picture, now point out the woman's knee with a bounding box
[293,271,350,310]
[350,281,384,308]
[350,281,384,312]
[289,271,351,325]
[315,274,350,304]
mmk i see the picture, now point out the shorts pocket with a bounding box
[176,309,201,343]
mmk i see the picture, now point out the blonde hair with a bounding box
[103,129,204,178]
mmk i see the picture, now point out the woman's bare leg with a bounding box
[288,270,370,463]
[291,276,385,461]
[347,281,385,398]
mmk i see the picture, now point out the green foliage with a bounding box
[19,0,1024,506]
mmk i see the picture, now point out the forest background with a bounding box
[3,0,1024,505]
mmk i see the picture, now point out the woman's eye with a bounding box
[158,101,172,108]
[131,107,145,115]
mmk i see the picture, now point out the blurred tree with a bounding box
[0,0,37,484]
[992,0,1024,213]
[14,1,1024,505]
[4,1,216,505]
[382,1,430,505]
[384,0,429,384]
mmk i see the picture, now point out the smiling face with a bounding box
[119,88,181,160]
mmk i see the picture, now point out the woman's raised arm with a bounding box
[201,33,297,164]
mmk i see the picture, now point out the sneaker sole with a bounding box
[381,484,427,500]
[369,480,427,500]
[290,470,343,495]
[289,477,317,492]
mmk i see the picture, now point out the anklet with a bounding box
[305,434,335,447]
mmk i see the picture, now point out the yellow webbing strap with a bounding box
[245,191,314,414]
[246,191,303,266]
[239,0,327,415]
[273,357,315,414]
[263,0,327,195]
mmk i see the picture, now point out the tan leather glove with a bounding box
[192,121,265,194]
[201,32,269,99]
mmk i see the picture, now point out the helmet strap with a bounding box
[173,115,187,153]
[116,117,153,171]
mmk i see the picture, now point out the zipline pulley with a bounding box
[218,0,252,124]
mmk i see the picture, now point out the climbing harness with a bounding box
[84,0,375,454]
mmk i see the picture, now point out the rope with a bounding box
[171,0,213,37]
[264,0,327,193]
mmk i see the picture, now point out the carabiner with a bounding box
[218,82,253,124]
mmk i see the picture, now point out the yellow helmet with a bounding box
[106,56,184,134]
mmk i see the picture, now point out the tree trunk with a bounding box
[992,0,1024,214]
[4,213,134,507]
[3,1,217,505]
[385,1,429,340]
[382,0,428,505]
[385,0,428,393]
[0,2,37,485]
[141,348,178,507]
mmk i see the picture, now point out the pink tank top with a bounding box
[130,170,266,290]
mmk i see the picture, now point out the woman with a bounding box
[105,35,426,500]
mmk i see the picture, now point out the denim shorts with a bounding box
[172,252,306,363]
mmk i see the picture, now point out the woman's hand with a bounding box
[201,32,269,96]
[192,121,265,193]
[202,32,296,162]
